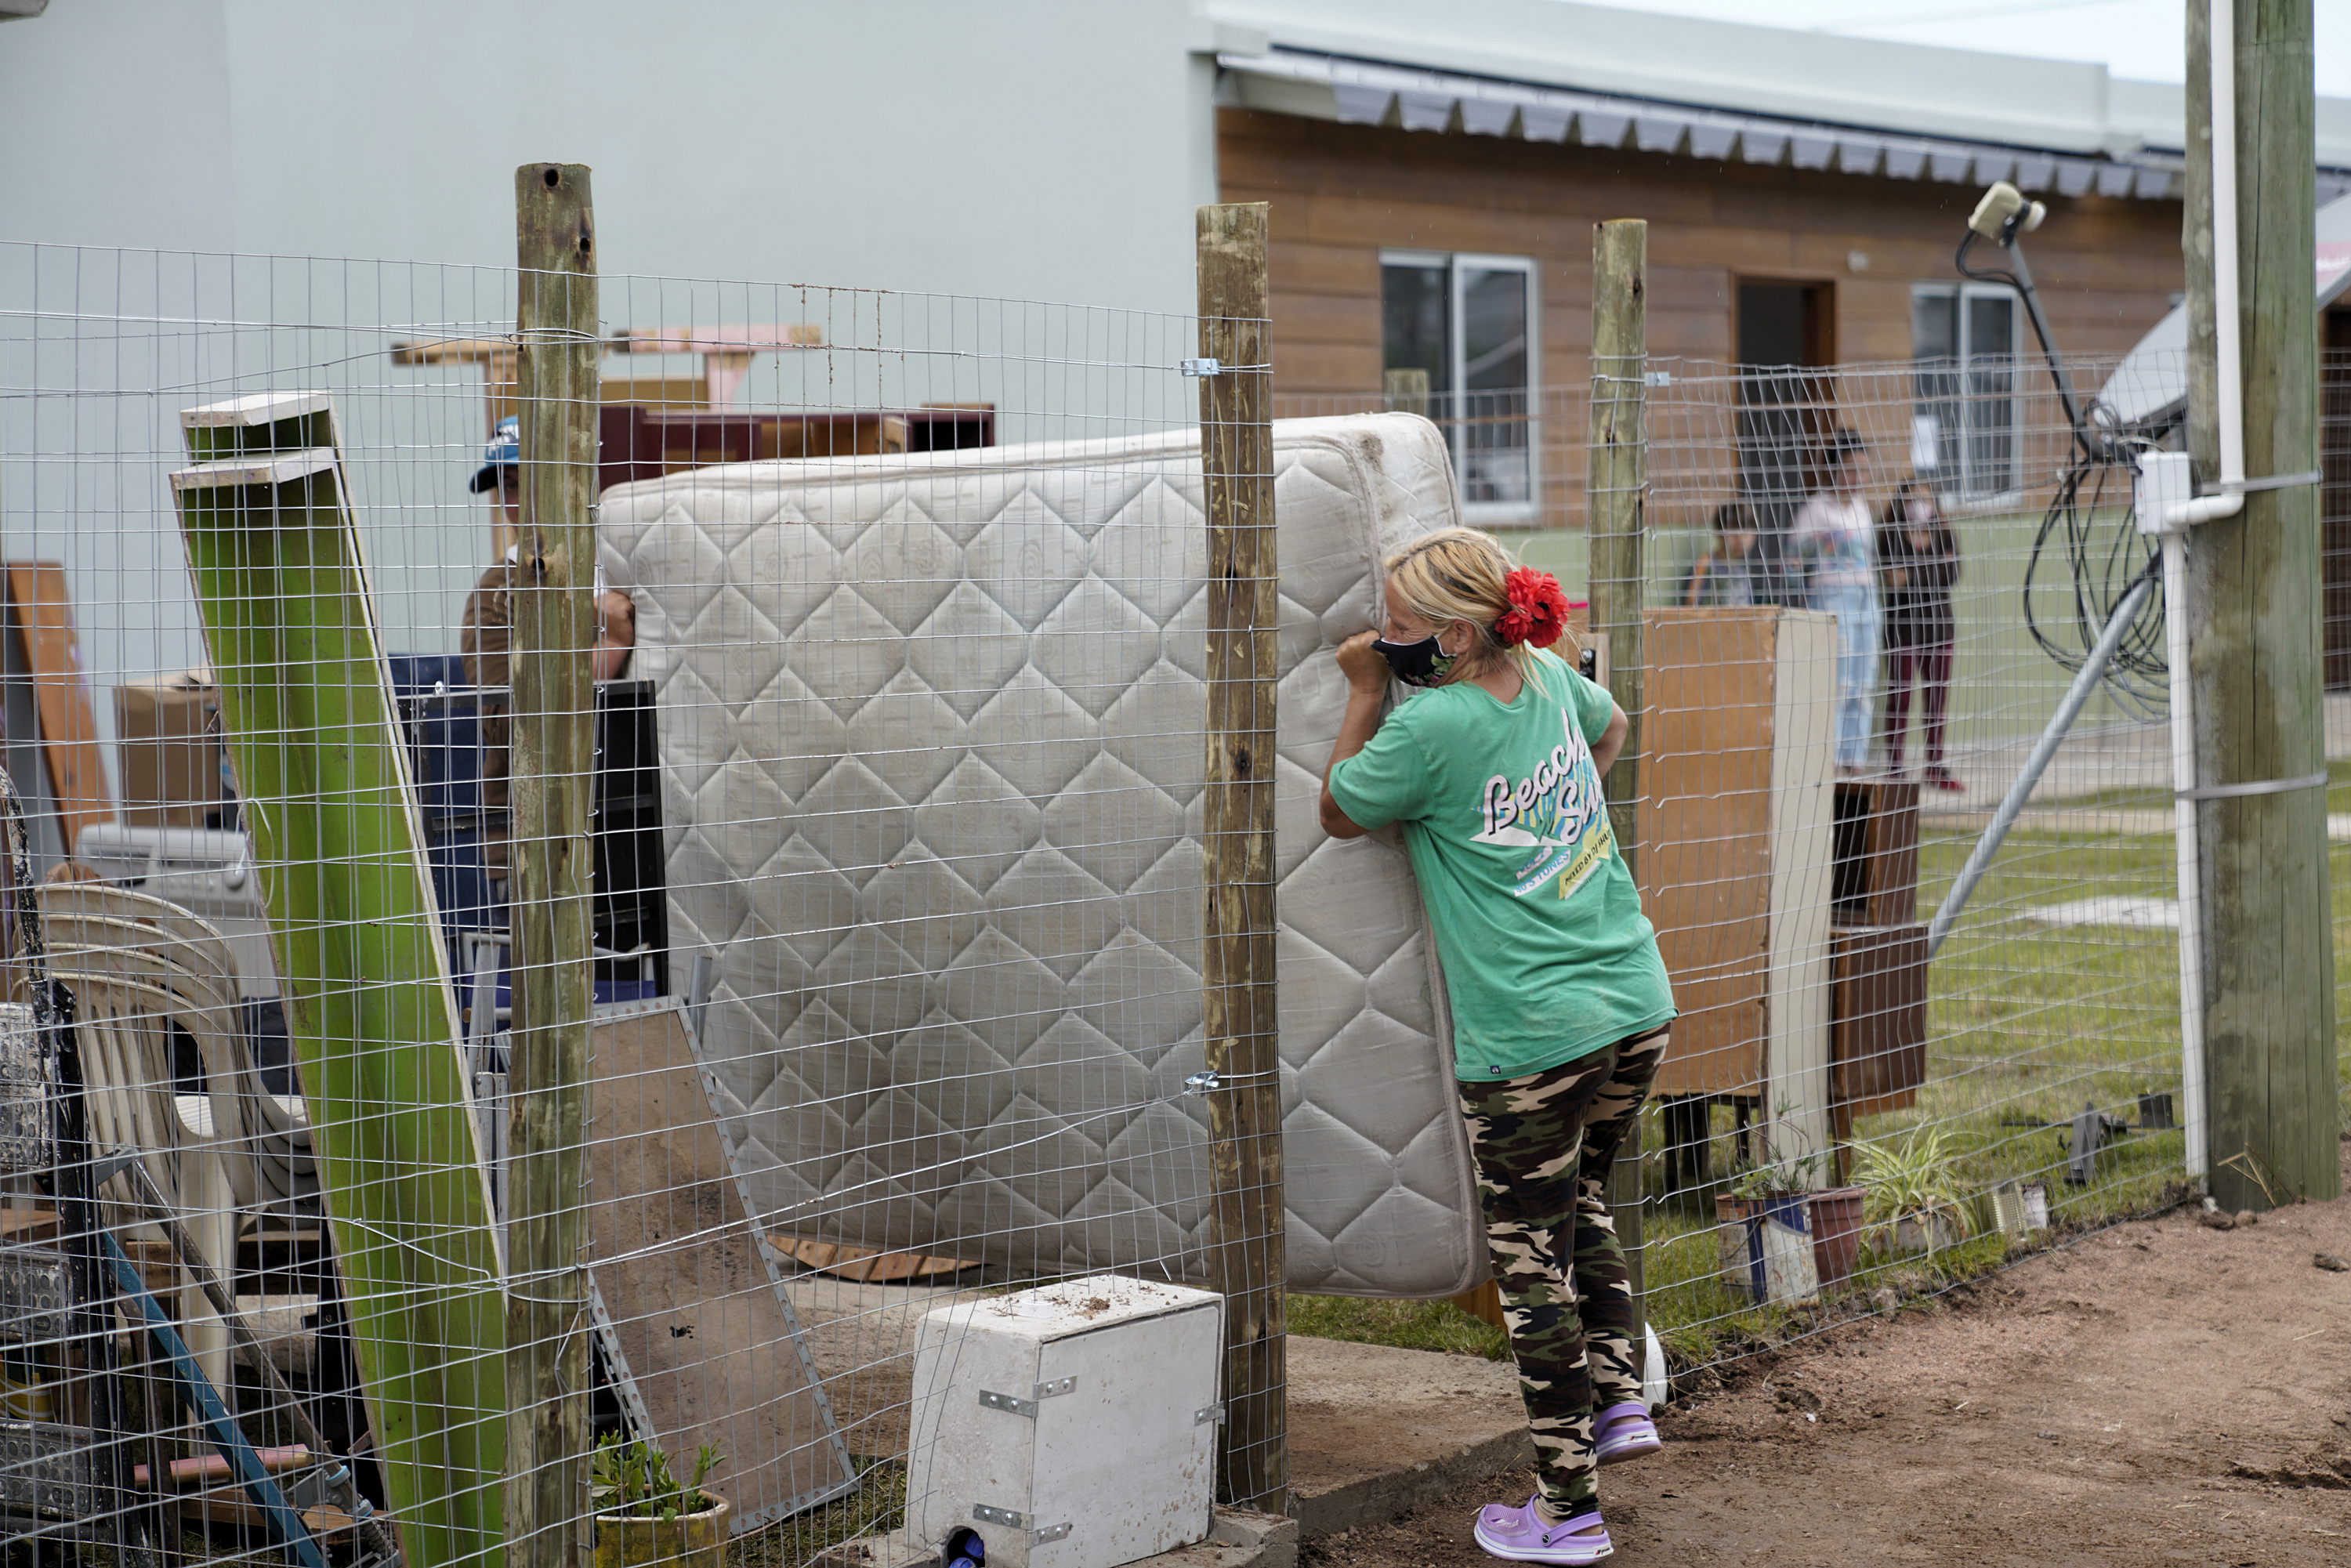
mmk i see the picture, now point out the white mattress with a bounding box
[597,414,1484,1298]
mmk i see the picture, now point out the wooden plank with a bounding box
[768,1237,975,1283]
[587,1004,854,1526]
[507,159,598,1568]
[1266,240,1380,297]
[1196,200,1286,1515]
[2,563,113,852]
[1640,610,1774,1099]
[171,392,505,1568]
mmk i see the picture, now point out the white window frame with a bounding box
[1911,281,2023,502]
[1381,249,1540,525]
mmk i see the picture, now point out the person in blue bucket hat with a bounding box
[469,414,521,497]
[459,415,639,904]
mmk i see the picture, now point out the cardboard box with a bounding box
[114,671,232,829]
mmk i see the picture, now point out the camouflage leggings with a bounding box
[1458,1027,1668,1510]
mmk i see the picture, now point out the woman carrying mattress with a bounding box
[1318,527,1675,1566]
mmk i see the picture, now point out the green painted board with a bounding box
[170,391,505,1568]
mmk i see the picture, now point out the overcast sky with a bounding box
[1580,0,2351,100]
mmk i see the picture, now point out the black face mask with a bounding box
[1373,634,1457,688]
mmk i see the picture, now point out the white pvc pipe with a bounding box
[2211,0,2244,497]
[2166,528,2209,1181]
[2164,0,2241,1183]
[2169,0,2248,529]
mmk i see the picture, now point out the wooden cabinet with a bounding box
[1830,923,1929,1117]
[595,404,994,491]
[1831,777,1920,927]
[1633,606,1838,1157]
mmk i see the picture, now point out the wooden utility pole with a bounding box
[1194,201,1287,1515]
[508,161,600,1566]
[1587,219,1652,1304]
[2185,1,2336,1210]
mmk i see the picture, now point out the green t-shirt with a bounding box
[1327,649,1675,1081]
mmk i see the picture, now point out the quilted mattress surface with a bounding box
[597,414,1485,1297]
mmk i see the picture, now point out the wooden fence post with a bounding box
[509,161,600,1568]
[2184,2,2337,1210]
[1587,219,1651,1312]
[1195,201,1286,1514]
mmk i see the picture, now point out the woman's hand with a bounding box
[1335,630,1391,697]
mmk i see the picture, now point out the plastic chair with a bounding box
[39,883,317,1214]
[39,892,256,1392]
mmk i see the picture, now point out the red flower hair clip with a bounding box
[1494,567,1570,650]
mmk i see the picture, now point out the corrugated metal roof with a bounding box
[1208,0,2351,199]
[1223,46,2200,199]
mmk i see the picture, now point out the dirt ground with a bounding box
[1303,1163,2351,1566]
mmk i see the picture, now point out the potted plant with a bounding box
[1712,1108,1865,1289]
[591,1436,727,1568]
[1713,1108,1836,1305]
[1853,1124,1976,1256]
[1715,1160,1819,1304]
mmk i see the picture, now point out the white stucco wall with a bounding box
[0,0,1222,756]
[2,0,1218,300]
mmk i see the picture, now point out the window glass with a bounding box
[1911,286,2014,496]
[1382,255,1536,515]
[1964,295,2016,491]
[1381,264,1451,399]
[1460,266,1531,505]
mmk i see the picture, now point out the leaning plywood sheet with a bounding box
[171,393,504,1568]
[586,1000,855,1531]
[599,414,1483,1298]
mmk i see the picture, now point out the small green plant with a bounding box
[1722,1101,1832,1197]
[1853,1124,1976,1248]
[590,1435,725,1520]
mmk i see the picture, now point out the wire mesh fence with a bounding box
[1286,349,2347,1368]
[0,222,2343,1568]
[0,237,1304,1568]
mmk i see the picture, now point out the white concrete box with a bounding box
[905,1275,1223,1568]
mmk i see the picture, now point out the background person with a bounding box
[1318,528,1675,1566]
[1683,498,1760,607]
[1791,429,1879,773]
[459,418,638,907]
[462,416,638,695]
[1877,483,1962,790]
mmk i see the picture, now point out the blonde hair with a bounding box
[1381,527,1563,689]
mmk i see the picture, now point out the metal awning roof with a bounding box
[1220,46,2186,200]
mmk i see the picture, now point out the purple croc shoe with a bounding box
[1472,1495,1612,1564]
[1593,1400,1661,1465]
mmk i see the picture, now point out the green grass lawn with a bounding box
[1292,780,2351,1372]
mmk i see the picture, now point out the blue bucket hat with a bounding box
[468,415,520,494]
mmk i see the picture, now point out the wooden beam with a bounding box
[1587,218,1652,1314]
[2,563,114,852]
[506,159,599,1568]
[1195,199,1287,1515]
[170,392,505,1568]
[2185,0,2338,1210]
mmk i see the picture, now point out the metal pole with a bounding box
[1925,570,2156,957]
